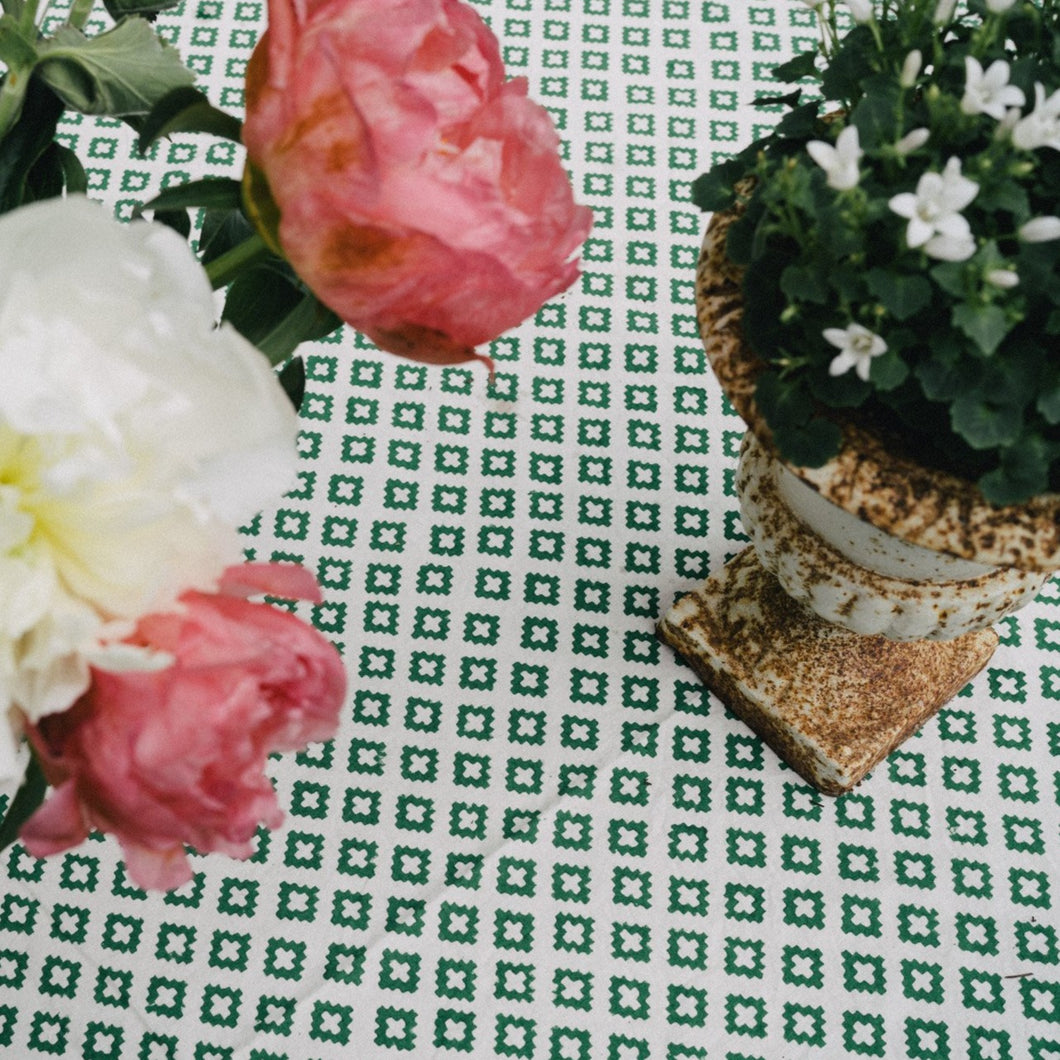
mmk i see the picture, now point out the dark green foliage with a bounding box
[693,0,1060,503]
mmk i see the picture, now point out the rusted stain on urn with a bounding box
[697,204,1060,572]
[657,548,997,794]
[738,433,1049,640]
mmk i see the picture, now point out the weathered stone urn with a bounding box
[658,207,1060,794]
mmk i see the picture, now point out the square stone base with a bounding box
[658,548,997,794]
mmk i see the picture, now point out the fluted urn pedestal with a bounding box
[659,210,1060,795]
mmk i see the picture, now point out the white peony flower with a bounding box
[807,125,863,191]
[824,323,888,382]
[888,156,979,261]
[1012,83,1060,151]
[0,196,298,776]
[961,58,1025,120]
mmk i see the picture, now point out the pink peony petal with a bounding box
[19,780,90,857]
[119,840,193,892]
[218,562,323,602]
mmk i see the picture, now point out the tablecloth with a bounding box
[0,1,1058,1057]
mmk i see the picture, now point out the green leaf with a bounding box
[866,269,932,321]
[136,176,242,215]
[0,754,47,855]
[22,142,88,203]
[771,50,818,84]
[978,438,1050,505]
[950,393,1023,450]
[277,356,306,413]
[773,100,821,140]
[869,349,910,391]
[952,302,1011,356]
[0,75,64,213]
[754,89,802,110]
[929,262,969,299]
[103,0,182,19]
[849,76,900,149]
[198,206,256,265]
[136,86,241,155]
[1037,386,1060,425]
[152,207,191,239]
[37,19,194,117]
[780,263,828,304]
[772,415,844,469]
[690,150,756,212]
[223,265,341,365]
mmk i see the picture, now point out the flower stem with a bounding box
[204,232,272,289]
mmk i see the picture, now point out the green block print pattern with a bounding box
[1,0,1059,1057]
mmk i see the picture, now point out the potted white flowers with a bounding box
[660,0,1060,793]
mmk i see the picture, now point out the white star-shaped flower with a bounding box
[961,58,1025,120]
[888,156,979,261]
[1012,83,1060,151]
[824,323,888,381]
[806,125,863,191]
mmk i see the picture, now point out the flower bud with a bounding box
[984,268,1019,289]
[894,127,930,155]
[899,50,922,88]
[933,0,957,23]
[1019,216,1060,242]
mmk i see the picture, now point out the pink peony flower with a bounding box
[19,563,347,891]
[241,0,592,367]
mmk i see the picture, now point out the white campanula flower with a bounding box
[1019,215,1060,241]
[894,127,930,156]
[806,125,863,191]
[985,0,1017,11]
[961,58,1025,120]
[845,0,873,23]
[0,196,298,776]
[888,156,979,261]
[1012,83,1060,151]
[824,323,888,381]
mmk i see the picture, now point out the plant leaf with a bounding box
[952,302,1011,356]
[866,268,932,321]
[0,754,46,855]
[222,265,342,364]
[0,75,64,213]
[37,19,194,117]
[849,76,900,149]
[978,437,1050,505]
[277,356,306,413]
[950,392,1023,450]
[103,0,182,19]
[136,176,242,215]
[136,86,241,155]
[771,50,818,83]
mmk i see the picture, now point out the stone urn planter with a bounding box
[658,207,1060,795]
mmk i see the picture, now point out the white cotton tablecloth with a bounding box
[0,1,1057,1057]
